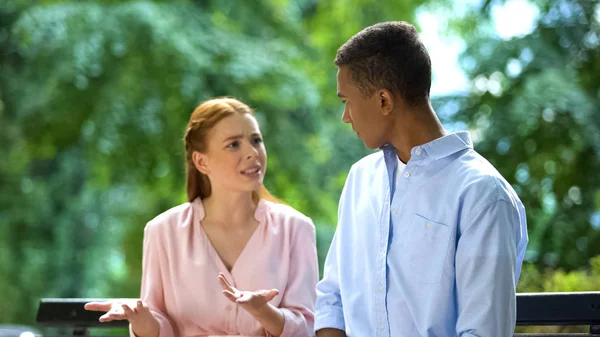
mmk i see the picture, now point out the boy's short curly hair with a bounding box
[334,21,432,106]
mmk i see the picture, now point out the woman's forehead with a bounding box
[211,113,261,137]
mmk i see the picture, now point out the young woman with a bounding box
[85,97,318,337]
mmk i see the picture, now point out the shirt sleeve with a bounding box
[130,222,176,337]
[314,230,344,332]
[314,173,351,333]
[277,219,319,337]
[455,200,521,337]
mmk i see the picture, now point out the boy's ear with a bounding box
[378,89,395,116]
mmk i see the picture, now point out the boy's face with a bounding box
[337,65,391,150]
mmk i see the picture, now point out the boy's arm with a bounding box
[455,200,523,336]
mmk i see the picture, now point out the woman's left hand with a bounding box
[217,273,279,316]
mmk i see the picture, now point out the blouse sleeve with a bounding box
[130,222,176,337]
[277,218,319,337]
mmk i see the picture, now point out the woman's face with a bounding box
[194,113,267,194]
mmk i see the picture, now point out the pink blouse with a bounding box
[133,198,318,337]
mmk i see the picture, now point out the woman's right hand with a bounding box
[84,300,160,337]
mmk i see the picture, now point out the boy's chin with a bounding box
[362,139,384,150]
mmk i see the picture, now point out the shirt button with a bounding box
[225,305,232,311]
[404,171,411,178]
[392,209,398,215]
[415,148,422,155]
[378,286,383,292]
[381,324,385,329]
[426,222,431,229]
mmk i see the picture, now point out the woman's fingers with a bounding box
[84,302,112,312]
[99,313,113,322]
[87,300,148,322]
[217,275,228,290]
[264,289,279,301]
[222,290,238,303]
[217,274,229,287]
[217,274,237,294]
[221,285,281,307]
[218,273,235,288]
[122,304,135,316]
[99,310,126,322]
[235,292,254,304]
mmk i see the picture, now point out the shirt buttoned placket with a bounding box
[375,147,398,337]
[383,146,425,336]
[391,146,425,217]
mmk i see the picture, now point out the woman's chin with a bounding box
[244,180,263,192]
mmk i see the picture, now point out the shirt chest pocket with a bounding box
[399,213,452,284]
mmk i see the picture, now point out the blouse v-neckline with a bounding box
[193,198,267,283]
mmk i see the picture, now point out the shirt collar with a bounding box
[380,131,473,161]
[421,131,473,160]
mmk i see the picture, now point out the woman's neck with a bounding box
[201,189,258,229]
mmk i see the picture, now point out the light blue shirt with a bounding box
[315,132,528,337]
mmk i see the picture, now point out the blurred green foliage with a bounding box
[1,0,599,334]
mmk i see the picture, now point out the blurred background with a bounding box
[1,0,599,335]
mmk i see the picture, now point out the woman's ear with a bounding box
[192,151,210,175]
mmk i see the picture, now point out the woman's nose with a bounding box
[245,144,258,159]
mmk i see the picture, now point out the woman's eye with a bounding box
[227,141,240,148]
[253,137,263,145]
